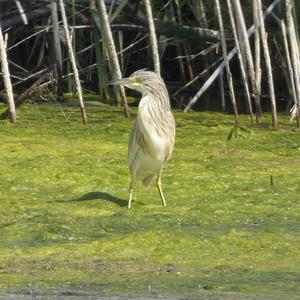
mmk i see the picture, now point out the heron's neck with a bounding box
[138,92,171,134]
[140,90,171,113]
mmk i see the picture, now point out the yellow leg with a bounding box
[128,180,134,209]
[156,172,166,207]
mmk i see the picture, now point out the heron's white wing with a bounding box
[128,117,157,177]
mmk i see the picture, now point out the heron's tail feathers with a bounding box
[142,175,154,187]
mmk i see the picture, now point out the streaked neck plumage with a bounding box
[138,86,171,137]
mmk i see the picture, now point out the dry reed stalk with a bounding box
[227,0,254,125]
[285,0,300,127]
[232,0,259,124]
[0,27,16,123]
[252,0,262,123]
[51,0,63,102]
[281,21,297,109]
[59,0,88,125]
[256,0,277,127]
[215,0,239,124]
[97,0,130,117]
[144,0,161,75]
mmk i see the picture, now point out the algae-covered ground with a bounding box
[0,103,299,299]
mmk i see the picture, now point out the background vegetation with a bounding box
[0,0,299,117]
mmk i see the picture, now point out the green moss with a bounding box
[0,103,299,299]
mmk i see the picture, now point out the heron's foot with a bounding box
[156,175,167,207]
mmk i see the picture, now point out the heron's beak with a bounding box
[107,78,132,86]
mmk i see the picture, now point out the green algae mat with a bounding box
[0,103,299,299]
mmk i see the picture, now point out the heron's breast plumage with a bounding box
[128,94,175,183]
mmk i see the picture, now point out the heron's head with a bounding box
[108,70,165,94]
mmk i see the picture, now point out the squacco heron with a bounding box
[110,70,175,208]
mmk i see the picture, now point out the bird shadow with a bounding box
[52,192,128,207]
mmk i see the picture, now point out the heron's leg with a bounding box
[128,180,135,209]
[156,171,166,207]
